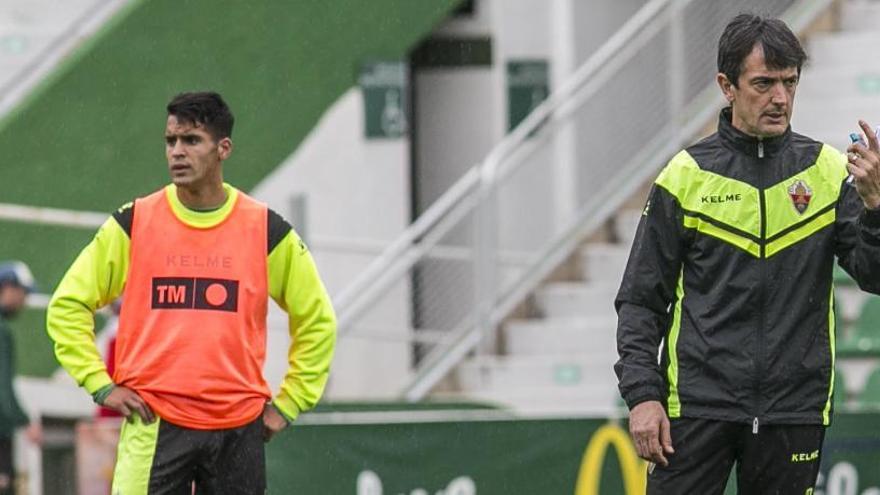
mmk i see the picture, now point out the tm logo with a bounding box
[151,277,239,312]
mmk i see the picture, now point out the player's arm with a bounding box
[266,210,337,424]
[46,205,131,396]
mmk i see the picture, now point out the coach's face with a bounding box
[164,115,231,190]
[718,44,799,138]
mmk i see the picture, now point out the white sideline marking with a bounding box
[296,408,625,425]
[0,202,105,229]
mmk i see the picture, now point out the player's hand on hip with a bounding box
[847,120,880,210]
[262,403,289,442]
[628,400,674,467]
[104,386,156,424]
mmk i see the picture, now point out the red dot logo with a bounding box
[205,283,228,306]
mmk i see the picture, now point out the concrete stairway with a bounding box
[449,1,880,416]
[796,1,880,400]
[451,210,641,416]
[792,1,880,150]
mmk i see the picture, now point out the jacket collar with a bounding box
[718,107,791,158]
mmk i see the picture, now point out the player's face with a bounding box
[0,285,27,319]
[164,116,231,190]
[718,44,799,138]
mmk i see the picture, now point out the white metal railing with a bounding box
[333,0,836,401]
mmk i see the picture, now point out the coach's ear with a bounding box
[218,137,233,161]
[717,73,735,104]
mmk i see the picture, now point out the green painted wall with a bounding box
[0,0,462,376]
[264,413,880,493]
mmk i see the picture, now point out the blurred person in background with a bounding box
[614,13,880,494]
[0,261,41,494]
[47,91,336,494]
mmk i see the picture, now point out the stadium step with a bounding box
[578,243,630,285]
[449,232,630,412]
[613,209,642,246]
[502,317,616,356]
[451,352,619,416]
[807,31,880,68]
[840,0,880,32]
[455,354,616,393]
[535,282,618,319]
[445,386,621,416]
[796,66,880,101]
[446,210,634,412]
[791,95,880,151]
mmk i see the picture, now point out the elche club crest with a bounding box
[788,179,812,214]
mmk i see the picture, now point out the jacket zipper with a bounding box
[755,137,766,435]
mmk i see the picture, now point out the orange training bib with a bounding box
[114,188,270,429]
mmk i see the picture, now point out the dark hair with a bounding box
[717,14,807,87]
[166,91,234,140]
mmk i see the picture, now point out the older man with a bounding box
[615,14,880,494]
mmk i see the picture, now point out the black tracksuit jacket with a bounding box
[615,108,880,426]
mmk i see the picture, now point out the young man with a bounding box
[0,261,40,494]
[614,14,880,493]
[47,92,336,493]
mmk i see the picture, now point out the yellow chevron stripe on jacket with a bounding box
[656,145,848,258]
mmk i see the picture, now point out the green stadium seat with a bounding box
[834,298,845,335]
[834,368,847,408]
[840,297,880,354]
[858,366,880,406]
[833,264,855,286]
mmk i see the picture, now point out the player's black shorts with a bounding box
[112,414,266,494]
[647,417,825,495]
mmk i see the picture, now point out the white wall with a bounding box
[491,0,560,248]
[414,69,497,210]
[251,89,412,399]
[571,0,647,67]
[413,0,647,282]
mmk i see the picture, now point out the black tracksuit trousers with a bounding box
[647,417,825,494]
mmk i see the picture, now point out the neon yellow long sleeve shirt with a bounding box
[46,184,336,422]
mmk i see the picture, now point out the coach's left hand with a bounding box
[262,403,289,442]
[847,120,880,210]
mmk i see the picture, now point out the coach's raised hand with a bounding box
[847,120,880,210]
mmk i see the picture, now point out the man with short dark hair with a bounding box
[47,91,337,493]
[615,14,880,493]
[0,261,40,494]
